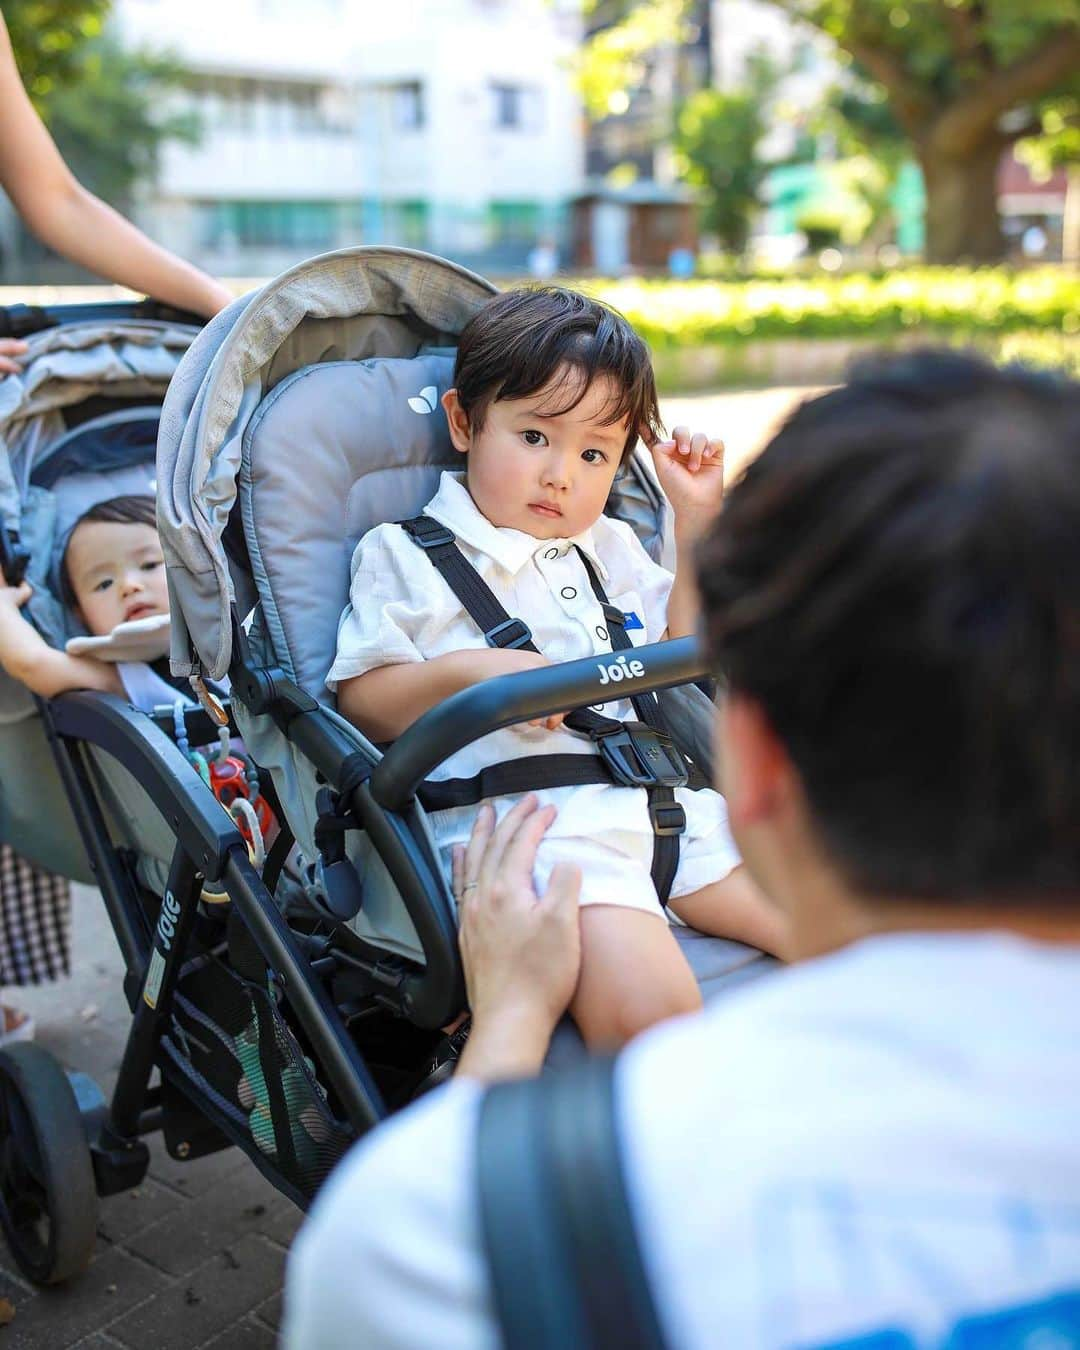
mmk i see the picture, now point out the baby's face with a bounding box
[450,367,630,540]
[66,520,169,637]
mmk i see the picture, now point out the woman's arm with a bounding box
[0,19,231,319]
[0,583,121,698]
[337,648,549,743]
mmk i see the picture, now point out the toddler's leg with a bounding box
[667,866,789,958]
[571,906,702,1050]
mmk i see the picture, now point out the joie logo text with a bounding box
[597,653,646,686]
[156,890,181,951]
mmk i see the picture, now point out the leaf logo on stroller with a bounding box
[408,386,439,415]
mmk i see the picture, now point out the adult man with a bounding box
[284,352,1080,1348]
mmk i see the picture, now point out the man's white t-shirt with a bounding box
[283,933,1080,1349]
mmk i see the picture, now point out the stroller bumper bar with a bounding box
[370,636,709,813]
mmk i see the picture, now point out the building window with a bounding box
[489,84,543,131]
[391,82,425,130]
[202,200,352,251]
[489,200,542,247]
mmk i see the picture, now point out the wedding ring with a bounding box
[461,881,478,893]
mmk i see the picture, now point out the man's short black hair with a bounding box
[453,286,663,462]
[60,494,157,609]
[698,349,1080,906]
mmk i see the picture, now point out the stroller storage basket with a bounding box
[160,954,355,1207]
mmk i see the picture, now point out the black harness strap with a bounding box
[400,515,690,901]
[575,550,684,902]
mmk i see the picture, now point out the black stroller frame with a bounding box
[0,304,710,1284]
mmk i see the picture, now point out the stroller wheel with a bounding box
[0,1044,98,1285]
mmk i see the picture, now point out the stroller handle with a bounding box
[0,298,204,340]
[369,635,710,813]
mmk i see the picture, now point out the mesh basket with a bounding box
[160,954,355,1206]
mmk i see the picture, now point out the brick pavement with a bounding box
[0,386,811,1347]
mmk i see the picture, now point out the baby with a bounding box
[329,286,786,1050]
[0,494,181,703]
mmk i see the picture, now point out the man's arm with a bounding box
[283,796,582,1349]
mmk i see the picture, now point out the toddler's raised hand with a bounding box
[649,426,725,539]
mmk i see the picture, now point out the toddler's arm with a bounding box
[0,580,122,698]
[338,647,550,743]
[649,426,726,640]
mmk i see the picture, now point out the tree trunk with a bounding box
[919,135,1006,264]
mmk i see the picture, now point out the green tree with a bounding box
[3,0,109,107]
[583,0,1080,263]
[44,35,199,209]
[5,1,199,211]
[673,56,774,252]
[1017,97,1080,260]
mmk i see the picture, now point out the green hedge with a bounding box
[581,268,1080,347]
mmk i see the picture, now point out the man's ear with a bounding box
[718,692,794,830]
[441,389,471,456]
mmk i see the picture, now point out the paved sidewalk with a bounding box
[0,386,814,1348]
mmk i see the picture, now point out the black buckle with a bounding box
[593,722,689,789]
[402,518,455,550]
[485,618,533,650]
[649,800,687,836]
[601,603,626,629]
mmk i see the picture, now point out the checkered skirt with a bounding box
[0,843,71,985]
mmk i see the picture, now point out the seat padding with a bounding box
[240,354,459,699]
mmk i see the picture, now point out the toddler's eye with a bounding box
[522,429,548,447]
[141,560,163,573]
[93,578,113,594]
[582,448,607,464]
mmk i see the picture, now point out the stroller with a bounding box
[0,250,770,1288]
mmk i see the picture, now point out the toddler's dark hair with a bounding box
[453,286,663,461]
[60,494,157,608]
[697,349,1080,908]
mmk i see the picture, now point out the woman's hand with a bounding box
[452,795,582,1079]
[0,338,28,377]
[649,426,725,543]
[0,578,32,619]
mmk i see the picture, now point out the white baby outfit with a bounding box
[327,472,739,919]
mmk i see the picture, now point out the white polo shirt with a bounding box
[327,472,739,912]
[284,932,1080,1349]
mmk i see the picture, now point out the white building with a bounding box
[113,0,584,276]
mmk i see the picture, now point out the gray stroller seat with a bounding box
[157,246,774,1009]
[0,315,198,881]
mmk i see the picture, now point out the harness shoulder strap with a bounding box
[400,516,688,900]
[477,1057,669,1350]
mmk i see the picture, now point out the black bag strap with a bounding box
[477,1057,669,1350]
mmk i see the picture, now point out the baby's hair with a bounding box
[60,494,158,609]
[453,286,663,462]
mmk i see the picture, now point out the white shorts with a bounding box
[436,784,741,922]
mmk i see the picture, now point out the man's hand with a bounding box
[0,338,28,377]
[452,795,581,1079]
[649,425,725,542]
